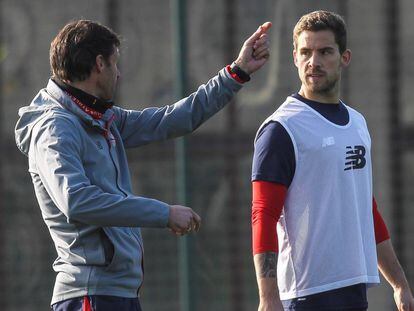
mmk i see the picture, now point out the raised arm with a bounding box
[114,22,272,147]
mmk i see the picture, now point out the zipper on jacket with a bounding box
[108,147,128,197]
[103,119,128,197]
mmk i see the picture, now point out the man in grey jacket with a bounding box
[15,20,271,310]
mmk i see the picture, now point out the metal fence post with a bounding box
[386,0,404,266]
[171,1,192,310]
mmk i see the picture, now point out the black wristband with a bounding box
[230,62,251,82]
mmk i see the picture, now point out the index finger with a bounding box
[260,22,272,33]
[245,21,272,46]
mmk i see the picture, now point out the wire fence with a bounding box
[1,0,413,310]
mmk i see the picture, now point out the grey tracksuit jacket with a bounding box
[14,68,242,305]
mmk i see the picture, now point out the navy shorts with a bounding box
[282,283,368,311]
[51,295,142,311]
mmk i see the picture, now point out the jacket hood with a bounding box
[15,79,115,156]
[15,89,61,156]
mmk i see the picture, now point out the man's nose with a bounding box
[308,52,320,68]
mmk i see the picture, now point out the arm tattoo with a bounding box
[257,252,277,278]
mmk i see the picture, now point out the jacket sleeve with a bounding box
[112,68,243,148]
[32,116,170,227]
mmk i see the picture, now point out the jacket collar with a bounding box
[45,79,115,129]
[52,79,114,114]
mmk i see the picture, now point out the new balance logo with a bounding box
[344,145,366,170]
[322,136,335,147]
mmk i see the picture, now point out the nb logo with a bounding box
[344,145,366,171]
[322,136,335,147]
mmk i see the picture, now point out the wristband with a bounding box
[230,62,251,82]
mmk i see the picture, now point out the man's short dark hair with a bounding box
[50,20,121,82]
[293,10,347,54]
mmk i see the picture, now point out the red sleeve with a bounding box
[252,180,286,255]
[373,197,390,244]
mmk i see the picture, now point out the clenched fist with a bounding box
[167,205,201,236]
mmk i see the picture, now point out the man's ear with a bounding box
[341,49,352,68]
[95,55,106,73]
[293,50,298,68]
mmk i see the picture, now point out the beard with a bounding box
[306,79,338,94]
[304,73,339,95]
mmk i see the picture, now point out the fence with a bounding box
[1,0,413,310]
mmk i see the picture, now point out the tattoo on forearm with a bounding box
[257,252,277,278]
